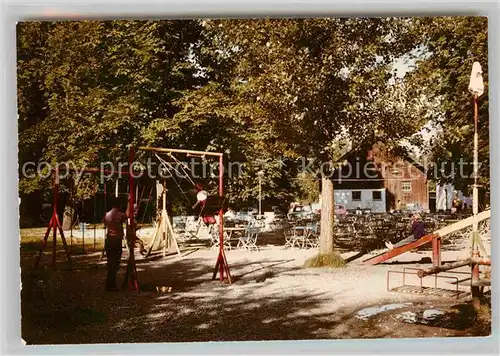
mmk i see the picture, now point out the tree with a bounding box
[295,172,320,204]
[19,17,479,239]
[405,17,489,195]
[17,20,204,211]
[170,18,427,256]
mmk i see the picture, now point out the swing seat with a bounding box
[202,215,217,225]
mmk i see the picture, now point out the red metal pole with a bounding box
[128,147,139,291]
[52,167,59,267]
[129,149,135,232]
[219,154,224,281]
[432,237,441,267]
[34,215,53,267]
[212,154,231,283]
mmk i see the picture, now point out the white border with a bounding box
[2,0,499,355]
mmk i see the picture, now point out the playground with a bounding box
[20,210,491,344]
[17,18,491,345]
[20,148,492,344]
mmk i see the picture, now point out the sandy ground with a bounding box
[20,230,491,344]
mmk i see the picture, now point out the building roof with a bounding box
[337,142,426,174]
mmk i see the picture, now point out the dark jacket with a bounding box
[410,220,426,239]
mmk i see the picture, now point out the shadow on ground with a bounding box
[20,243,490,344]
[22,250,343,344]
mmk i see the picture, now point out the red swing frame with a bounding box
[35,148,140,291]
[139,146,232,283]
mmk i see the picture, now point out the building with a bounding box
[331,143,429,213]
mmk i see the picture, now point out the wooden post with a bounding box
[162,181,167,257]
[416,256,490,278]
[471,94,482,309]
[471,250,481,309]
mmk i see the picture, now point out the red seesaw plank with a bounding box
[363,233,439,265]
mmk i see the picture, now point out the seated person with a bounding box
[224,207,236,219]
[385,213,426,250]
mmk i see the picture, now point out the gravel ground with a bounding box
[21,234,490,344]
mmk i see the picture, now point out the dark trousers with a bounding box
[105,236,123,289]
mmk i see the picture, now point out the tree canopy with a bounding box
[17,17,489,212]
[406,17,489,193]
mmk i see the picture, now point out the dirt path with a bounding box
[20,242,490,344]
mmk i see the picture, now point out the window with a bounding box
[372,191,382,201]
[402,181,412,192]
[352,191,361,201]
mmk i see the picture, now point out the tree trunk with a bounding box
[319,176,335,254]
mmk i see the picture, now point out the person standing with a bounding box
[102,197,129,291]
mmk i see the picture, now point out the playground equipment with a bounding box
[34,165,72,268]
[35,148,140,292]
[34,145,232,290]
[139,146,232,283]
[363,209,491,266]
[379,209,491,303]
[145,180,181,257]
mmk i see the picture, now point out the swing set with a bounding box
[139,146,231,283]
[34,146,232,288]
[35,149,140,291]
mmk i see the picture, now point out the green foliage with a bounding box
[18,20,204,198]
[189,18,425,160]
[406,17,489,191]
[17,17,489,211]
[294,172,320,204]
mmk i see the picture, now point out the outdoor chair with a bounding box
[237,226,260,251]
[211,225,232,250]
[303,223,320,249]
[286,224,309,248]
[284,227,296,248]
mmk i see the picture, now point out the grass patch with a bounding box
[20,240,104,254]
[20,241,43,252]
[20,228,105,253]
[304,252,346,268]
